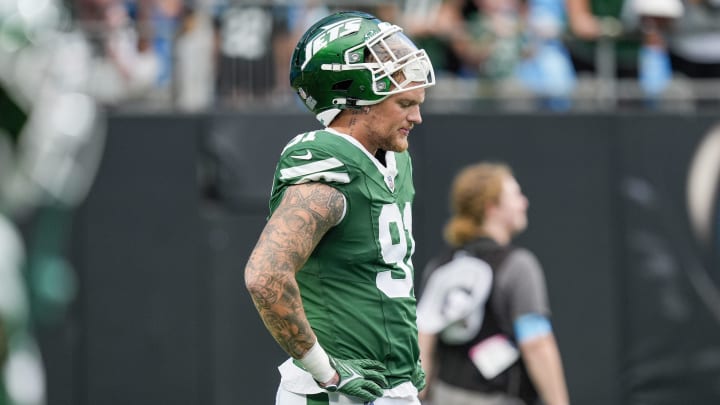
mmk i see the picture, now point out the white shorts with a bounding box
[275,358,421,405]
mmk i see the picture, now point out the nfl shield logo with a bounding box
[386,175,395,192]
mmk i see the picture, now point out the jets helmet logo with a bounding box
[303,18,362,69]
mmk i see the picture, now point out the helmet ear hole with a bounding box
[332,80,353,92]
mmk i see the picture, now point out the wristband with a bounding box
[298,341,336,384]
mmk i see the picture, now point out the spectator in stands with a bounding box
[565,0,684,102]
[138,0,185,90]
[398,0,576,110]
[174,2,217,111]
[516,0,577,110]
[397,0,466,77]
[73,0,163,105]
[450,0,527,80]
[565,0,634,78]
[632,0,685,99]
[398,0,534,109]
[215,2,294,107]
[668,1,720,80]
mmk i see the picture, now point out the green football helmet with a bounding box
[290,11,435,125]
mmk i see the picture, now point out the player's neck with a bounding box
[329,123,378,156]
[479,223,511,246]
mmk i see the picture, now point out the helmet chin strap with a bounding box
[316,95,387,126]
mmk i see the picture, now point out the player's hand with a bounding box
[323,356,388,401]
[411,360,426,391]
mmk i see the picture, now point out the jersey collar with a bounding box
[325,128,398,192]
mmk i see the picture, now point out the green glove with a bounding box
[411,360,426,392]
[324,356,388,402]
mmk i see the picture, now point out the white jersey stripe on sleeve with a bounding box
[279,158,345,180]
[295,172,351,184]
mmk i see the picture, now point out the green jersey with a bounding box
[270,128,419,387]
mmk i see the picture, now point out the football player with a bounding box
[244,10,435,405]
[1,1,105,403]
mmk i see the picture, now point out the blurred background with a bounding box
[35,0,720,113]
[1,0,719,404]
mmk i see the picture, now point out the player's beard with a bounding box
[376,128,409,153]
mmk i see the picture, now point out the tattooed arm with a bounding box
[244,182,345,360]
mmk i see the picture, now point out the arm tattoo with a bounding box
[245,182,345,358]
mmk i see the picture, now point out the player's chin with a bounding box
[390,140,409,152]
[391,134,410,152]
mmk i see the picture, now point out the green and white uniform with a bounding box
[271,128,420,389]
